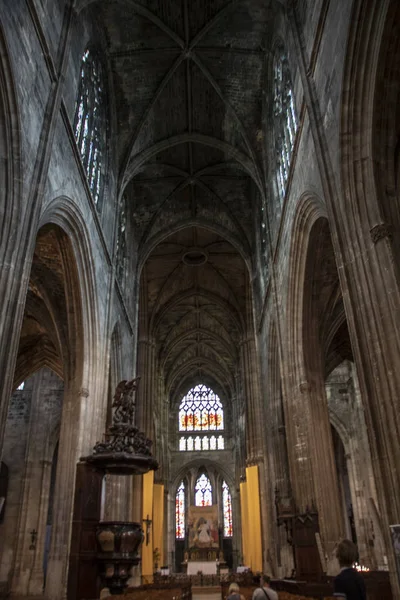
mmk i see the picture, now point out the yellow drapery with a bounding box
[141,471,154,579]
[246,465,262,572]
[152,483,164,567]
[240,481,249,567]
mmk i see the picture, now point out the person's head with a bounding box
[228,582,240,595]
[260,574,271,587]
[336,539,359,568]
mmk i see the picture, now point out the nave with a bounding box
[0,0,400,599]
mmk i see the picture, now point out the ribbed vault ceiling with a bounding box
[82,0,286,262]
[82,0,282,401]
[141,227,248,400]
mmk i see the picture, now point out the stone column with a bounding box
[136,336,156,439]
[308,371,345,565]
[45,384,94,600]
[11,369,62,596]
[239,285,274,573]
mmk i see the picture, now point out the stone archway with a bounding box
[284,196,346,571]
[0,210,101,600]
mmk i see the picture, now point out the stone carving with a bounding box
[92,377,153,458]
[370,223,393,244]
[112,378,139,425]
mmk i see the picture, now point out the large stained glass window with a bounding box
[178,384,224,451]
[272,47,298,202]
[195,473,212,507]
[175,481,185,539]
[74,48,107,209]
[222,481,233,537]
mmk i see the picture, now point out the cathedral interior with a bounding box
[0,0,400,599]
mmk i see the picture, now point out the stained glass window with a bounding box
[17,382,25,391]
[222,481,233,537]
[272,48,298,201]
[74,48,107,209]
[179,384,224,431]
[175,481,185,539]
[195,473,212,506]
[178,384,225,451]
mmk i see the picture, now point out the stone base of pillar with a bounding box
[28,568,45,595]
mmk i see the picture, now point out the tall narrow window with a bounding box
[175,481,185,539]
[222,481,233,537]
[74,48,107,209]
[178,384,225,451]
[195,473,212,507]
[116,194,127,287]
[272,47,298,201]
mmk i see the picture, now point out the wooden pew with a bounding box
[103,581,192,600]
[221,571,392,600]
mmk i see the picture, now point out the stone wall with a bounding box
[0,368,63,595]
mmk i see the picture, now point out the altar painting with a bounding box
[188,505,219,548]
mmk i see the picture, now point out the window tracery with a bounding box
[195,473,212,507]
[178,384,225,451]
[175,481,185,539]
[74,48,107,209]
[272,48,298,201]
[222,480,233,537]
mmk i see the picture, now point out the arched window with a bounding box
[175,481,185,539]
[74,48,107,209]
[116,194,127,287]
[178,384,224,451]
[222,480,233,537]
[272,47,298,201]
[195,473,212,506]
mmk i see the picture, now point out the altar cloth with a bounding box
[187,560,217,575]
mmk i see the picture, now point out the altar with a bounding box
[187,560,217,575]
[183,504,225,575]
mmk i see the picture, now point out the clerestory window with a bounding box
[178,384,224,451]
[74,48,107,209]
[272,47,298,201]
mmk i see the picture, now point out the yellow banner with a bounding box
[246,465,262,572]
[153,483,164,567]
[240,481,248,567]
[142,471,154,578]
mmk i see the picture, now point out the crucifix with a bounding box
[142,514,152,546]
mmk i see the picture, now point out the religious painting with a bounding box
[188,505,219,549]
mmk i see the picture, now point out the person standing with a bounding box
[252,575,278,600]
[333,539,367,599]
[227,582,245,600]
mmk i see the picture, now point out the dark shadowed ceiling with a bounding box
[81,0,286,264]
[79,0,285,401]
